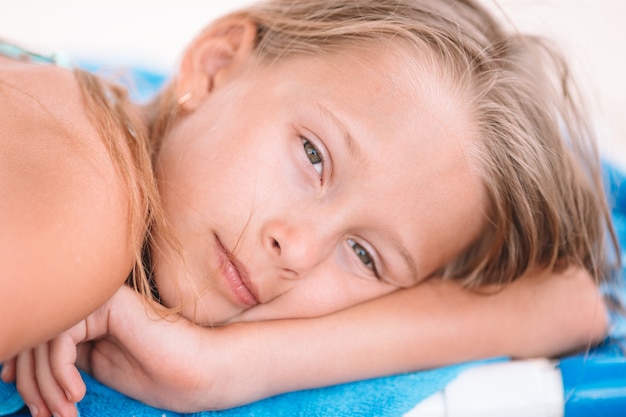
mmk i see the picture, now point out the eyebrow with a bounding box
[315,103,366,162]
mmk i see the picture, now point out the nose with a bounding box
[262,219,325,278]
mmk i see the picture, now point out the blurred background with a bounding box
[1,0,624,168]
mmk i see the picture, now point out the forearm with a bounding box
[207,266,607,408]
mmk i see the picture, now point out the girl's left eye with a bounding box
[347,238,379,277]
[303,139,323,176]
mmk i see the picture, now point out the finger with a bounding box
[1,358,16,382]
[75,341,94,374]
[34,343,78,417]
[49,334,87,403]
[15,349,51,417]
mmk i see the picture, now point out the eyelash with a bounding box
[347,238,380,279]
[302,137,324,179]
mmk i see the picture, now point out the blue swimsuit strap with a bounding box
[0,40,72,68]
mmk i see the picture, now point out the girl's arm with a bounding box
[7,265,607,414]
[0,58,133,361]
[200,266,607,409]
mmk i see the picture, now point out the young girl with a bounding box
[0,0,618,415]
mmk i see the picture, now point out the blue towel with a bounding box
[0,383,23,416]
[0,362,484,416]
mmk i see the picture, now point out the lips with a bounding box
[215,236,259,307]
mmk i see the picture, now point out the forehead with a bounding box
[271,45,480,173]
[261,41,475,155]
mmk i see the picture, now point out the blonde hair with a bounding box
[74,70,172,301]
[85,0,620,297]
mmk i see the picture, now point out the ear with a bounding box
[175,15,257,112]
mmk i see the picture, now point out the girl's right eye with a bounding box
[302,138,324,177]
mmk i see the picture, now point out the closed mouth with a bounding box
[215,235,259,307]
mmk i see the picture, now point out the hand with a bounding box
[1,286,211,416]
[73,288,225,413]
[0,306,105,417]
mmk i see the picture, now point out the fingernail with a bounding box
[65,389,72,402]
[52,413,61,417]
[27,404,38,417]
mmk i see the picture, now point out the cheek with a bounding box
[157,128,249,214]
[239,272,397,322]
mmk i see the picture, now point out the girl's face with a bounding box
[154,38,485,326]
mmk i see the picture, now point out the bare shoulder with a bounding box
[0,57,135,358]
